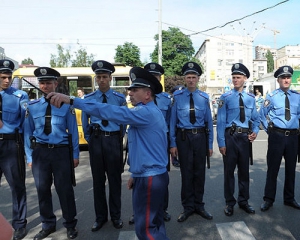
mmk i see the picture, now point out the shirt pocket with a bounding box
[51,110,66,125]
[2,108,19,122]
[194,105,205,118]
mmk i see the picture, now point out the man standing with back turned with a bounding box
[260,65,300,212]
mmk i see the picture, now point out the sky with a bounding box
[1,0,299,67]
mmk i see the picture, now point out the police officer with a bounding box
[0,59,28,240]
[170,62,213,222]
[24,67,79,240]
[144,62,172,222]
[260,65,300,211]
[81,60,126,231]
[47,66,169,240]
[217,63,260,216]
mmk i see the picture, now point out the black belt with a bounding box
[99,130,120,136]
[271,127,299,136]
[0,133,16,140]
[178,128,205,134]
[34,143,69,148]
[226,127,249,133]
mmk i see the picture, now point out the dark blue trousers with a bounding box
[176,131,206,212]
[264,131,298,203]
[89,133,122,222]
[0,139,27,230]
[32,147,77,229]
[133,172,169,240]
[223,130,250,206]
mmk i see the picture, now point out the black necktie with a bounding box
[285,92,291,121]
[44,100,52,135]
[101,94,108,127]
[189,93,196,124]
[239,93,245,123]
[0,94,2,121]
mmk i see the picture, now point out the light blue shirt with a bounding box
[24,97,79,163]
[216,89,260,148]
[155,92,172,127]
[259,88,300,131]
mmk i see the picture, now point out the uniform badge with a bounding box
[130,73,136,81]
[40,68,47,75]
[263,99,270,107]
[3,61,10,67]
[70,106,75,115]
[218,100,224,108]
[188,62,194,68]
[150,63,156,70]
[97,61,103,68]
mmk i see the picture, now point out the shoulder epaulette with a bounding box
[84,91,97,98]
[269,89,279,97]
[247,92,255,98]
[112,91,125,98]
[197,90,209,100]
[174,89,184,96]
[12,90,24,98]
[222,90,233,98]
[290,90,299,94]
[161,92,171,98]
[28,99,41,105]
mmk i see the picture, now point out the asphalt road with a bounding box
[1,129,300,240]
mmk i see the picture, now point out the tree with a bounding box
[21,58,34,65]
[150,27,199,77]
[71,45,95,67]
[266,50,274,73]
[50,44,72,67]
[114,42,142,67]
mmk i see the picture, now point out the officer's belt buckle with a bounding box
[48,144,55,148]
[104,131,110,137]
[285,130,290,136]
[237,127,242,133]
[0,134,3,140]
[192,128,198,134]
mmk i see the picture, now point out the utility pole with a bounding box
[158,0,162,65]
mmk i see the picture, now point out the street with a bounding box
[1,129,300,240]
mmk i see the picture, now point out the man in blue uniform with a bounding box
[24,67,79,240]
[47,66,170,240]
[0,59,28,240]
[81,60,126,231]
[170,62,213,222]
[260,65,300,212]
[217,63,260,216]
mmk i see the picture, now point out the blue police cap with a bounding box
[34,67,60,80]
[144,62,164,75]
[182,62,202,76]
[92,60,115,74]
[128,67,162,94]
[0,59,14,73]
[231,63,250,78]
[274,65,293,78]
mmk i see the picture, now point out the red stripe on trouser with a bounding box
[145,176,154,240]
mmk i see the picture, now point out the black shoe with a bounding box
[91,220,107,232]
[112,219,123,229]
[177,211,193,222]
[284,200,300,210]
[224,205,234,216]
[195,209,213,220]
[172,162,180,168]
[13,227,27,240]
[34,226,56,240]
[239,204,255,214]
[67,228,78,239]
[163,210,171,222]
[129,215,135,225]
[260,201,273,212]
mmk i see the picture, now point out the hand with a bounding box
[209,149,213,157]
[27,163,32,168]
[219,147,226,156]
[170,147,178,158]
[47,92,70,108]
[0,120,3,129]
[73,159,79,168]
[248,132,257,142]
[127,177,134,190]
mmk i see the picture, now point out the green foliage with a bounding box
[266,50,274,73]
[50,44,95,67]
[164,75,185,93]
[21,58,34,65]
[150,27,198,76]
[114,42,142,67]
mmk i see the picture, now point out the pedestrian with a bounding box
[217,63,260,216]
[260,65,300,212]
[77,87,85,99]
[81,60,126,231]
[170,61,213,222]
[24,67,79,240]
[47,66,170,240]
[0,59,28,240]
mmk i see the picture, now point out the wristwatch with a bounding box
[70,96,75,105]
